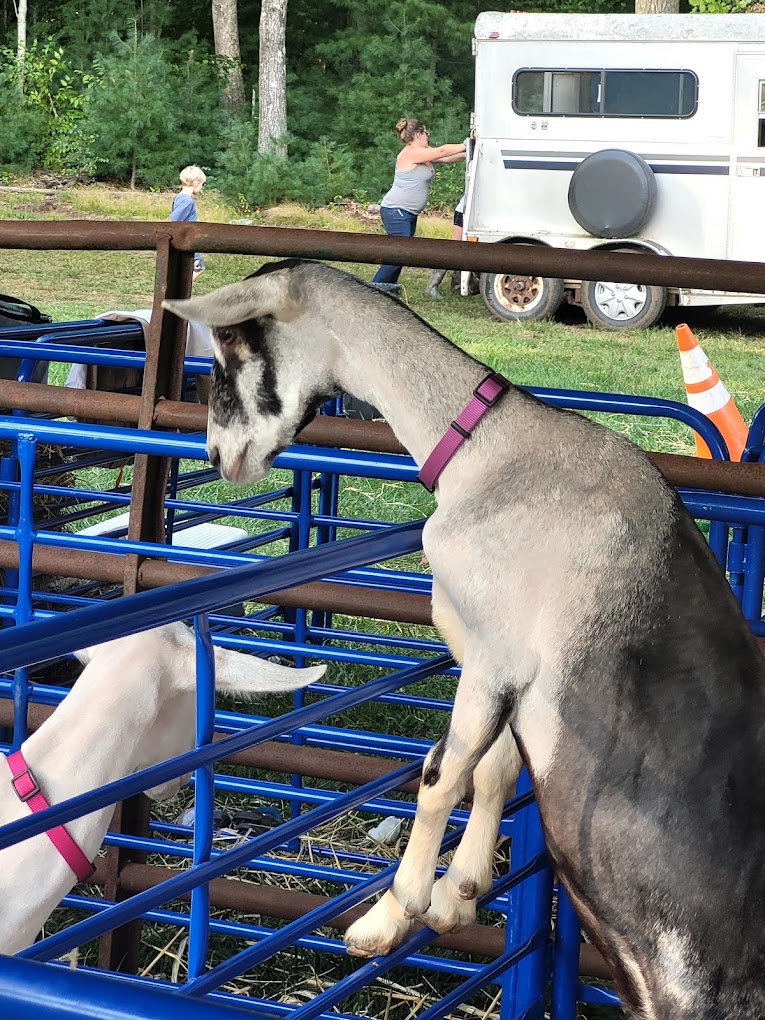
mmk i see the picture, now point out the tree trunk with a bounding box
[16,0,27,91]
[635,0,679,11]
[258,0,288,157]
[212,0,246,108]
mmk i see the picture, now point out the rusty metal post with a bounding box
[95,797,152,973]
[100,237,193,975]
[124,236,194,593]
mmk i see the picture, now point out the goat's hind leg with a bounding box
[345,661,510,958]
[425,725,521,933]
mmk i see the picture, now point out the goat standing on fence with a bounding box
[0,621,324,955]
[165,260,765,1020]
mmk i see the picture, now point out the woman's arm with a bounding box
[400,142,466,167]
[431,152,467,164]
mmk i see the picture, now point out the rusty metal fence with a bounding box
[0,222,763,1020]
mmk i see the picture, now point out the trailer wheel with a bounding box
[480,270,564,322]
[580,277,667,330]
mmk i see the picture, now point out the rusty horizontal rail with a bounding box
[0,380,144,423]
[0,542,434,625]
[1,380,765,496]
[3,541,764,656]
[0,378,406,453]
[2,219,765,293]
[68,859,608,978]
[0,701,423,794]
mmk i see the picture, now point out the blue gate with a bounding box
[0,322,762,1020]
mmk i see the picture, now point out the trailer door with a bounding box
[731,54,765,262]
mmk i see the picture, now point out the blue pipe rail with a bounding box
[0,339,762,1020]
[0,517,425,671]
[0,954,256,1020]
[0,335,212,377]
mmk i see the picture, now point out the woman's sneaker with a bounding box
[370,281,403,296]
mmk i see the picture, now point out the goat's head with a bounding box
[75,623,325,800]
[164,259,340,483]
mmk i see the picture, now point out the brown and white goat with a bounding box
[0,621,324,954]
[165,259,765,1020]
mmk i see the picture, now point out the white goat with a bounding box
[0,621,324,955]
[165,259,765,1020]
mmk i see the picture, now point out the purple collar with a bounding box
[417,372,510,492]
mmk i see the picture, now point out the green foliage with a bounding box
[295,0,473,197]
[0,41,96,174]
[688,0,752,10]
[0,85,45,173]
[215,120,359,209]
[214,118,291,208]
[291,139,358,206]
[521,0,629,10]
[78,29,175,187]
[78,27,224,187]
[426,162,466,211]
[51,0,177,66]
[1,0,693,203]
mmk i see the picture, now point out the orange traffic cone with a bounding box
[675,323,748,461]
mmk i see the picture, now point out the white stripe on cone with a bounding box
[686,379,732,416]
[679,346,713,384]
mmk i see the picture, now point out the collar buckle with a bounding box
[12,768,40,802]
[472,372,509,407]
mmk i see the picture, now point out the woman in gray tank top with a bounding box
[371,119,466,292]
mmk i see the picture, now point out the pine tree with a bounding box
[80,25,222,188]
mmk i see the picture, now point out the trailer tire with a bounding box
[480,270,564,322]
[568,149,657,239]
[580,277,667,330]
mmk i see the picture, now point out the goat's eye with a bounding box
[218,328,235,344]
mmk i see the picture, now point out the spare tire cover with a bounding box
[568,149,657,238]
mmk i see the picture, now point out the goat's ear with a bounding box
[209,646,325,696]
[163,271,303,327]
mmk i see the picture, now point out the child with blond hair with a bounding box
[169,165,207,281]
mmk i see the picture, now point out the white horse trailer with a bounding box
[464,12,765,329]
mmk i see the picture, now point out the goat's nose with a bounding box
[208,445,221,471]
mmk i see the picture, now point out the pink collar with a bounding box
[6,749,95,882]
[418,371,511,492]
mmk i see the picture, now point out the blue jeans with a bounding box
[372,206,418,284]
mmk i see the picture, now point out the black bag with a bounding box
[0,293,53,384]
[0,293,52,329]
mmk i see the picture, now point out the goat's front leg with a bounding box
[425,725,521,933]
[345,665,508,958]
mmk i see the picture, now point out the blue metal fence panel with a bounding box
[0,322,761,1020]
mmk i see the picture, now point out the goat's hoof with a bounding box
[458,880,479,901]
[344,891,416,958]
[393,879,432,921]
[423,874,477,933]
[458,874,492,901]
[402,898,430,920]
[345,938,383,959]
[344,921,414,958]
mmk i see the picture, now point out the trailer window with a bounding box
[513,69,697,118]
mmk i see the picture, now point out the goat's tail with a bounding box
[212,646,326,696]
